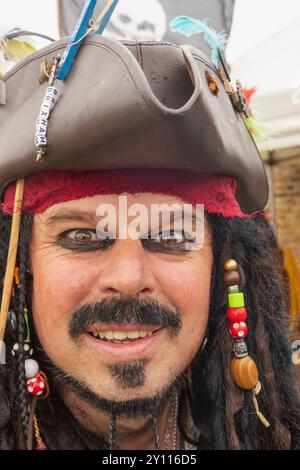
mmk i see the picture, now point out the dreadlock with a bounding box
[0,210,300,450]
[187,213,300,450]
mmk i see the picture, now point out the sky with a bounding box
[1,0,300,62]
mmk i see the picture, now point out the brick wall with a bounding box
[263,147,300,265]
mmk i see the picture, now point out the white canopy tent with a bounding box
[228,17,300,152]
[226,13,300,278]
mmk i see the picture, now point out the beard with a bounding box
[32,295,185,418]
[40,355,182,418]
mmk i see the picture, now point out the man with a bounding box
[0,32,299,451]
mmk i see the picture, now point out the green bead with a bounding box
[228,292,245,308]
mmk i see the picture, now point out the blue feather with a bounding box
[169,16,227,66]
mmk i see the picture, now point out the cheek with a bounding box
[152,255,212,361]
[31,255,93,351]
[180,270,211,361]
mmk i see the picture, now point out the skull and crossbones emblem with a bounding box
[104,0,167,41]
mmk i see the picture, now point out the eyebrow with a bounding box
[45,208,202,227]
[46,209,98,226]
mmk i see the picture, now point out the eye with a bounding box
[58,229,114,251]
[155,229,194,242]
[158,230,185,242]
[64,229,98,242]
[142,230,196,253]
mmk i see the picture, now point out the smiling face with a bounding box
[30,192,213,410]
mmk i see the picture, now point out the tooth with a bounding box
[147,331,153,336]
[99,332,105,339]
[113,331,127,340]
[139,330,148,338]
[127,331,140,339]
[92,332,98,338]
[104,331,114,340]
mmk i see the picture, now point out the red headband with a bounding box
[1,169,260,218]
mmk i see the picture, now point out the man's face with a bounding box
[30,193,213,406]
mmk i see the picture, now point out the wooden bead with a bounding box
[231,356,259,390]
[223,270,240,286]
[224,259,238,271]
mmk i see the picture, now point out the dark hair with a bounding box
[0,210,300,449]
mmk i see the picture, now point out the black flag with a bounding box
[58,0,235,58]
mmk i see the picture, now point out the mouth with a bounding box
[84,324,165,361]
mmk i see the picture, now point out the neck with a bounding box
[58,384,181,450]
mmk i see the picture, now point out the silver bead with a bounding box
[228,285,239,293]
[233,339,248,358]
[25,359,39,379]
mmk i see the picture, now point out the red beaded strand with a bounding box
[224,259,270,428]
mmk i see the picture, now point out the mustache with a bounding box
[69,296,182,339]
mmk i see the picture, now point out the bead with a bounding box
[27,372,48,397]
[35,135,47,147]
[24,341,33,356]
[229,321,248,339]
[223,270,240,286]
[35,86,60,150]
[233,339,248,358]
[25,359,39,379]
[228,285,239,293]
[11,341,33,357]
[227,307,247,322]
[224,259,238,271]
[231,356,259,390]
[36,442,47,450]
[11,343,19,356]
[228,292,245,308]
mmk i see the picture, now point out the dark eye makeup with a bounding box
[57,229,115,252]
[57,228,197,253]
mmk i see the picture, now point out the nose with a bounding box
[98,239,155,298]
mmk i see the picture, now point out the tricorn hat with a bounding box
[0,35,268,213]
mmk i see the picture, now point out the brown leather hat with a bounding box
[0,35,268,213]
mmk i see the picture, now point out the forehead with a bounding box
[36,192,205,223]
[34,192,211,237]
[39,192,188,216]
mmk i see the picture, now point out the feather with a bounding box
[239,85,276,144]
[243,86,258,104]
[3,39,36,63]
[244,116,275,142]
[169,16,227,66]
[0,47,5,77]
